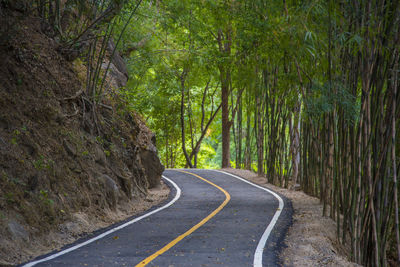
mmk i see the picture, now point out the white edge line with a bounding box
[23,175,181,267]
[212,170,284,267]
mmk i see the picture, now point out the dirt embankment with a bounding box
[0,5,166,266]
[222,168,361,267]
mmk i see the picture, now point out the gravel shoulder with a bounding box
[221,168,360,267]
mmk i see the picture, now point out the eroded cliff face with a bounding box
[0,4,164,265]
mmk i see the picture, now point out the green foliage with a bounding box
[32,156,44,170]
[10,129,21,145]
[114,0,375,177]
[39,189,54,206]
[305,80,359,124]
[7,176,26,187]
[95,136,105,145]
[4,192,15,204]
[10,137,17,145]
[0,211,6,220]
[33,155,54,171]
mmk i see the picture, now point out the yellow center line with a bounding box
[135,170,231,267]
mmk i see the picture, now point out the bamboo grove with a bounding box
[298,2,400,266]
[23,0,400,265]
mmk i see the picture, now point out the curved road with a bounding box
[22,169,292,267]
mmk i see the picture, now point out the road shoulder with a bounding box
[221,168,360,267]
[18,180,171,266]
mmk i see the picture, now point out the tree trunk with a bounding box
[237,96,243,169]
[290,101,301,189]
[256,92,264,176]
[221,67,231,168]
[392,55,400,264]
[217,28,232,168]
[179,70,193,168]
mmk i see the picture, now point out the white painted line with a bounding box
[23,176,181,267]
[212,170,284,267]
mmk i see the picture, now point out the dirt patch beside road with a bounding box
[221,168,360,267]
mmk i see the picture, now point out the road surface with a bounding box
[22,169,292,267]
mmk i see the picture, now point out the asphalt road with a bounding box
[22,169,292,267]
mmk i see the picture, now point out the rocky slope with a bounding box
[0,3,164,265]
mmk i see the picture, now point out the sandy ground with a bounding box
[221,168,361,267]
[1,181,170,266]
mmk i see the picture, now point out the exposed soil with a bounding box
[0,5,165,266]
[221,168,361,267]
